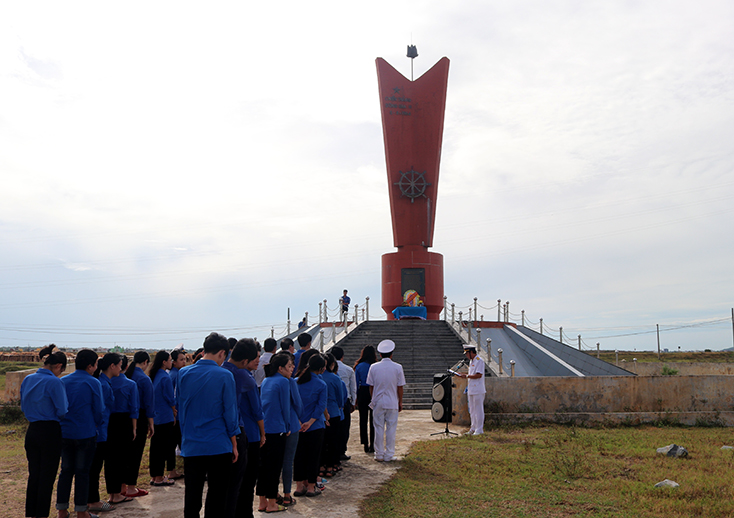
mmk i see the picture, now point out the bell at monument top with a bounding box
[376,57,449,250]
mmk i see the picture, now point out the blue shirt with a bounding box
[238,368,264,442]
[96,373,115,442]
[323,371,346,419]
[177,359,239,457]
[20,368,68,423]
[109,373,140,418]
[60,370,104,440]
[288,378,303,434]
[152,370,175,425]
[292,349,308,378]
[260,373,291,434]
[169,367,180,394]
[355,362,371,388]
[222,361,248,429]
[296,374,327,431]
[130,366,156,419]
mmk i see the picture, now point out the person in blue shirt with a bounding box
[87,353,123,513]
[177,332,239,518]
[292,333,312,378]
[280,355,303,507]
[149,350,177,486]
[123,351,155,499]
[106,355,139,504]
[56,349,104,518]
[354,345,376,453]
[221,339,254,518]
[229,339,266,518]
[321,353,347,477]
[20,345,68,518]
[293,353,328,497]
[168,348,186,480]
[256,352,293,513]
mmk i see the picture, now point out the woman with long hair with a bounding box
[20,345,68,518]
[123,351,155,498]
[107,355,139,504]
[293,353,328,497]
[256,352,293,513]
[293,348,320,379]
[149,350,177,486]
[87,353,122,513]
[354,345,377,453]
[320,353,346,477]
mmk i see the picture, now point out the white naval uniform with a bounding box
[467,355,486,434]
[366,357,406,461]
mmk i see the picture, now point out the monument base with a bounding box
[381,247,444,320]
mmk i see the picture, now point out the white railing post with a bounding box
[287,320,291,335]
[318,303,322,325]
[468,307,472,323]
[521,310,525,326]
[354,304,359,325]
[468,318,473,344]
[540,318,543,335]
[510,360,516,377]
[477,328,482,351]
[559,327,563,343]
[271,327,274,338]
[597,343,600,359]
[323,299,328,322]
[451,303,455,323]
[305,311,309,327]
[365,297,370,321]
[578,335,581,351]
[474,297,478,327]
[487,338,492,359]
[443,296,447,321]
[506,301,510,322]
[497,300,501,321]
[320,330,325,352]
[497,348,504,375]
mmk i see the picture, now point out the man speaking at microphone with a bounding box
[458,344,485,435]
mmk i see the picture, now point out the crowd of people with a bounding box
[20,332,405,518]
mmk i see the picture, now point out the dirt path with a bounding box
[112,410,463,517]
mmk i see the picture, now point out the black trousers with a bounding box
[340,402,352,455]
[321,416,342,468]
[87,440,107,503]
[126,410,148,485]
[105,413,133,494]
[357,386,375,448]
[256,433,286,499]
[294,428,324,484]
[184,453,232,518]
[224,432,248,518]
[25,420,62,518]
[149,421,175,477]
[237,440,261,518]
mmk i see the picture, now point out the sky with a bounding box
[1,1,733,352]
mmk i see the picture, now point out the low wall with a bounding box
[450,375,734,427]
[485,375,734,413]
[631,362,734,376]
[4,369,37,402]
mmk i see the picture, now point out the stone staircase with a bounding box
[333,320,466,410]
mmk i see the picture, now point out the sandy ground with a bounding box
[108,410,465,518]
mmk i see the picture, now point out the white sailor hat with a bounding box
[377,339,395,354]
[463,344,476,350]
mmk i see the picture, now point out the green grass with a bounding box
[360,425,734,518]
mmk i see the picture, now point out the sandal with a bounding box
[305,488,322,497]
[108,496,133,504]
[282,496,297,506]
[88,502,115,512]
[293,489,307,497]
[264,505,287,513]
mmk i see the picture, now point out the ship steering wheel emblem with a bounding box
[394,169,430,203]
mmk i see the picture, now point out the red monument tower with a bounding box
[377,55,450,320]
